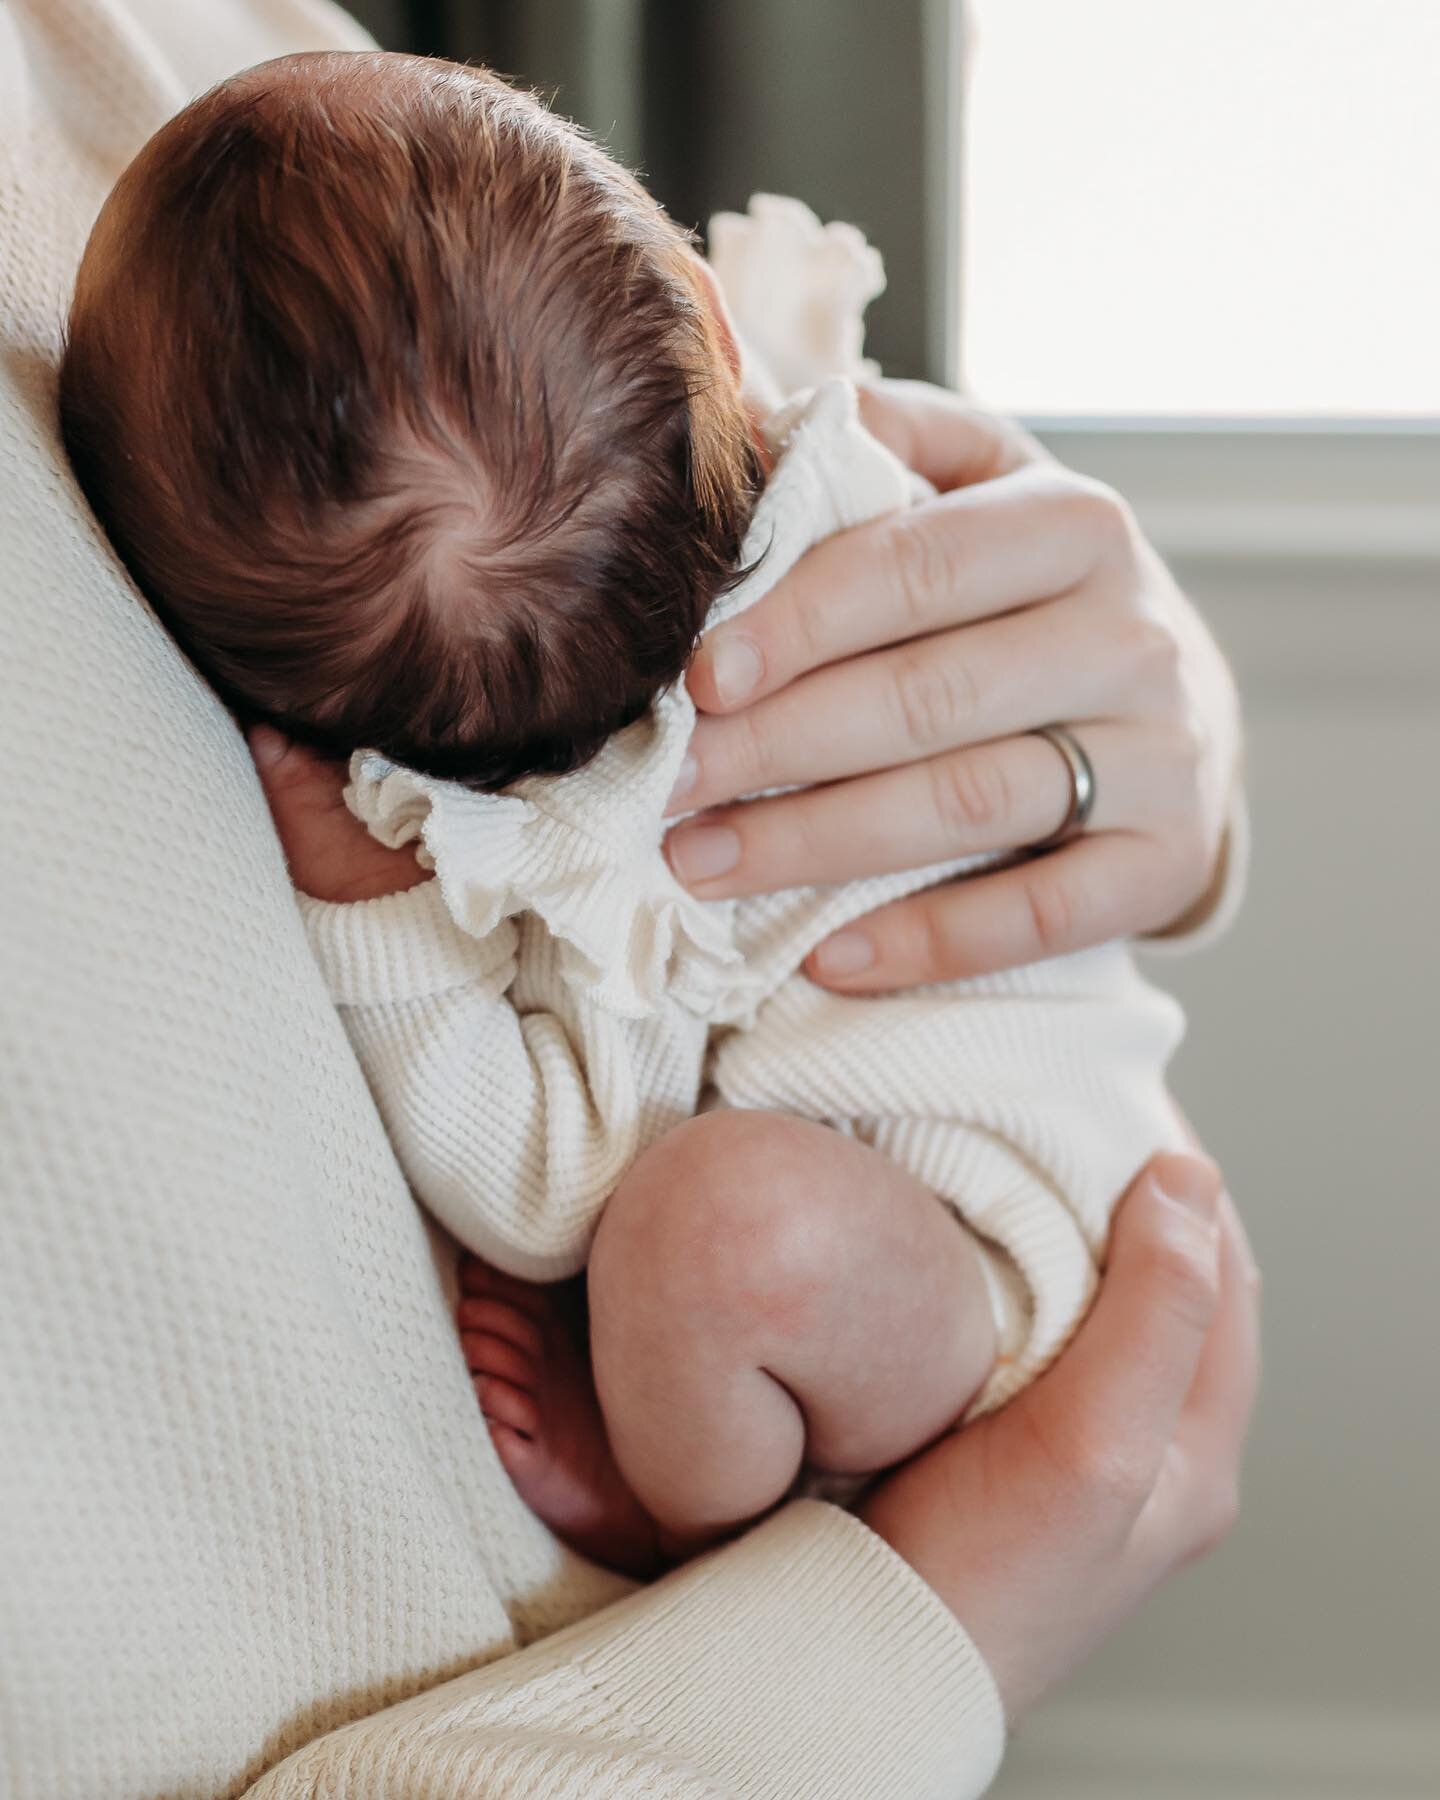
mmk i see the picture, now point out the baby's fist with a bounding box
[249,726,428,905]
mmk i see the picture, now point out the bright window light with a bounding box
[961,0,1440,417]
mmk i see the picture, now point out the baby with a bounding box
[61,50,1186,1574]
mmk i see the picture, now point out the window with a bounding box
[961,0,1440,420]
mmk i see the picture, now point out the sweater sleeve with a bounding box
[244,1501,1006,1800]
[299,881,705,1282]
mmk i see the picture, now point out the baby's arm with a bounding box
[301,879,706,1281]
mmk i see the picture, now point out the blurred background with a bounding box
[346,2,1440,1792]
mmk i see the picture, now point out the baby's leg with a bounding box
[588,1110,997,1547]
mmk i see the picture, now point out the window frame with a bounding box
[935,0,1440,569]
[1028,421,1440,567]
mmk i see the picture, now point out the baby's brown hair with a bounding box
[60,51,758,788]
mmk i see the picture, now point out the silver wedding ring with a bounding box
[1028,725,1096,851]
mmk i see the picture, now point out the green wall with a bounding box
[343,0,957,379]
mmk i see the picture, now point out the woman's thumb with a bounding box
[1027,1154,1223,1498]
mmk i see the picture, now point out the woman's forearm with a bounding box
[246,1503,1005,1800]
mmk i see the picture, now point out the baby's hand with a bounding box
[249,726,429,905]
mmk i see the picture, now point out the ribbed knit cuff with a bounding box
[568,1500,1006,1799]
[298,880,514,1006]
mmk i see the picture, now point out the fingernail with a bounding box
[1152,1155,1219,1222]
[667,822,741,884]
[812,928,876,979]
[706,635,764,706]
[667,753,699,810]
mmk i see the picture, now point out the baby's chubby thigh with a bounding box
[587,1110,998,1537]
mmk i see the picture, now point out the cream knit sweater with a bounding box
[314,374,1188,1414]
[1,3,1010,1796]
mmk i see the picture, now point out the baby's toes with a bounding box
[457,1257,549,1317]
[457,1296,543,1359]
[461,1328,537,1393]
[488,1420,542,1484]
[474,1373,540,1440]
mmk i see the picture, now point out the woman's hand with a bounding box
[248,725,426,903]
[664,381,1242,989]
[860,1152,1260,1724]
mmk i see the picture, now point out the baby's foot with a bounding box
[458,1259,665,1579]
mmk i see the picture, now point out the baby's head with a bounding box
[61,51,757,787]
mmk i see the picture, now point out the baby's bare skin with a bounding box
[463,1110,998,1576]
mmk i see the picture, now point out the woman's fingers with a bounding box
[677,588,1110,811]
[686,464,1134,719]
[667,724,1156,898]
[1022,1155,1225,1523]
[856,379,1046,490]
[673,581,1166,816]
[805,832,1190,986]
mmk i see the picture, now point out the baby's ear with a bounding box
[687,251,743,381]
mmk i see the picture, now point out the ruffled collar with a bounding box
[347,678,760,1021]
[346,380,911,1022]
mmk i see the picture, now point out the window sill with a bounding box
[1028,419,1440,566]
